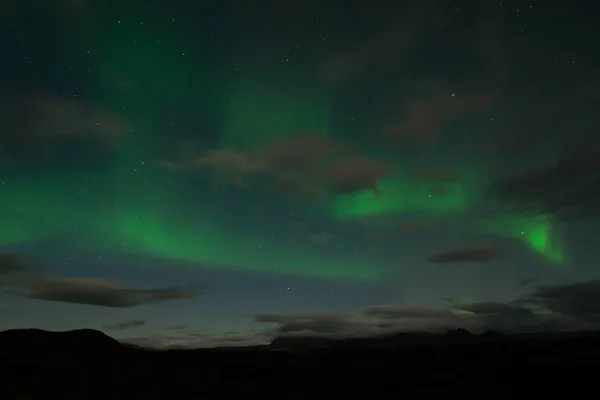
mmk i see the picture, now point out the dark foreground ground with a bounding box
[2,329,600,398]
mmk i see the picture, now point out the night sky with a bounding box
[1,0,599,348]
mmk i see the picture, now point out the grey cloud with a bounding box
[455,302,535,319]
[122,331,272,349]
[254,306,484,340]
[162,325,189,331]
[103,319,146,330]
[17,276,196,308]
[308,232,335,244]
[520,280,600,322]
[254,313,364,336]
[0,92,128,142]
[519,277,536,287]
[363,305,455,319]
[428,245,501,263]
[0,253,36,275]
[486,149,600,220]
[0,253,198,308]
[254,283,600,342]
[126,279,600,349]
[254,313,349,324]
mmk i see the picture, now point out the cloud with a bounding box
[383,87,495,149]
[520,280,600,322]
[257,314,455,339]
[252,305,573,342]
[363,305,455,319]
[0,92,129,156]
[407,168,461,182]
[308,232,335,244]
[120,279,600,349]
[15,277,196,308]
[428,245,502,263]
[1,0,90,29]
[0,253,35,275]
[254,307,482,339]
[0,253,198,308]
[252,280,600,343]
[319,0,438,82]
[162,325,189,331]
[486,149,600,220]
[455,302,535,319]
[519,277,536,287]
[187,149,259,186]
[121,331,272,349]
[103,320,146,331]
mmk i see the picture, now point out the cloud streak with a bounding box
[0,254,198,308]
[428,245,502,263]
[103,320,146,330]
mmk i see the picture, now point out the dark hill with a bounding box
[479,329,508,341]
[269,329,481,350]
[4,328,600,397]
[443,327,474,341]
[0,328,122,360]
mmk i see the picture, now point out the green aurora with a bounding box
[0,16,567,282]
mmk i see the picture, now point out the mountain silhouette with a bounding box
[4,327,600,397]
[0,329,122,359]
[443,328,474,341]
[269,329,485,350]
[479,330,507,341]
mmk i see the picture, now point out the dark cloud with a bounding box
[162,325,189,331]
[117,279,600,349]
[261,135,347,172]
[453,301,586,333]
[383,87,495,149]
[0,254,35,275]
[519,277,536,287]
[185,149,259,187]
[407,168,462,182]
[319,0,438,82]
[329,157,393,195]
[308,232,335,244]
[254,307,482,339]
[455,302,535,319]
[428,245,501,263]
[103,320,146,331]
[0,253,197,308]
[251,280,600,343]
[16,277,196,308]
[486,149,600,220]
[0,92,128,160]
[520,280,600,322]
[363,305,455,319]
[122,331,272,349]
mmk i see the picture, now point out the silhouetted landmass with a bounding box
[2,328,600,397]
[479,329,508,341]
[269,328,503,350]
[0,328,121,360]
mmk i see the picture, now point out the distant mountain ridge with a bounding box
[269,328,508,349]
[3,328,600,359]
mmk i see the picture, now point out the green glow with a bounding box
[329,161,491,221]
[0,172,379,281]
[0,172,108,245]
[0,15,570,280]
[222,67,332,150]
[90,22,213,115]
[476,214,565,264]
[332,176,467,220]
[94,209,378,280]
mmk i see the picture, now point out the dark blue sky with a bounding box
[0,0,599,348]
